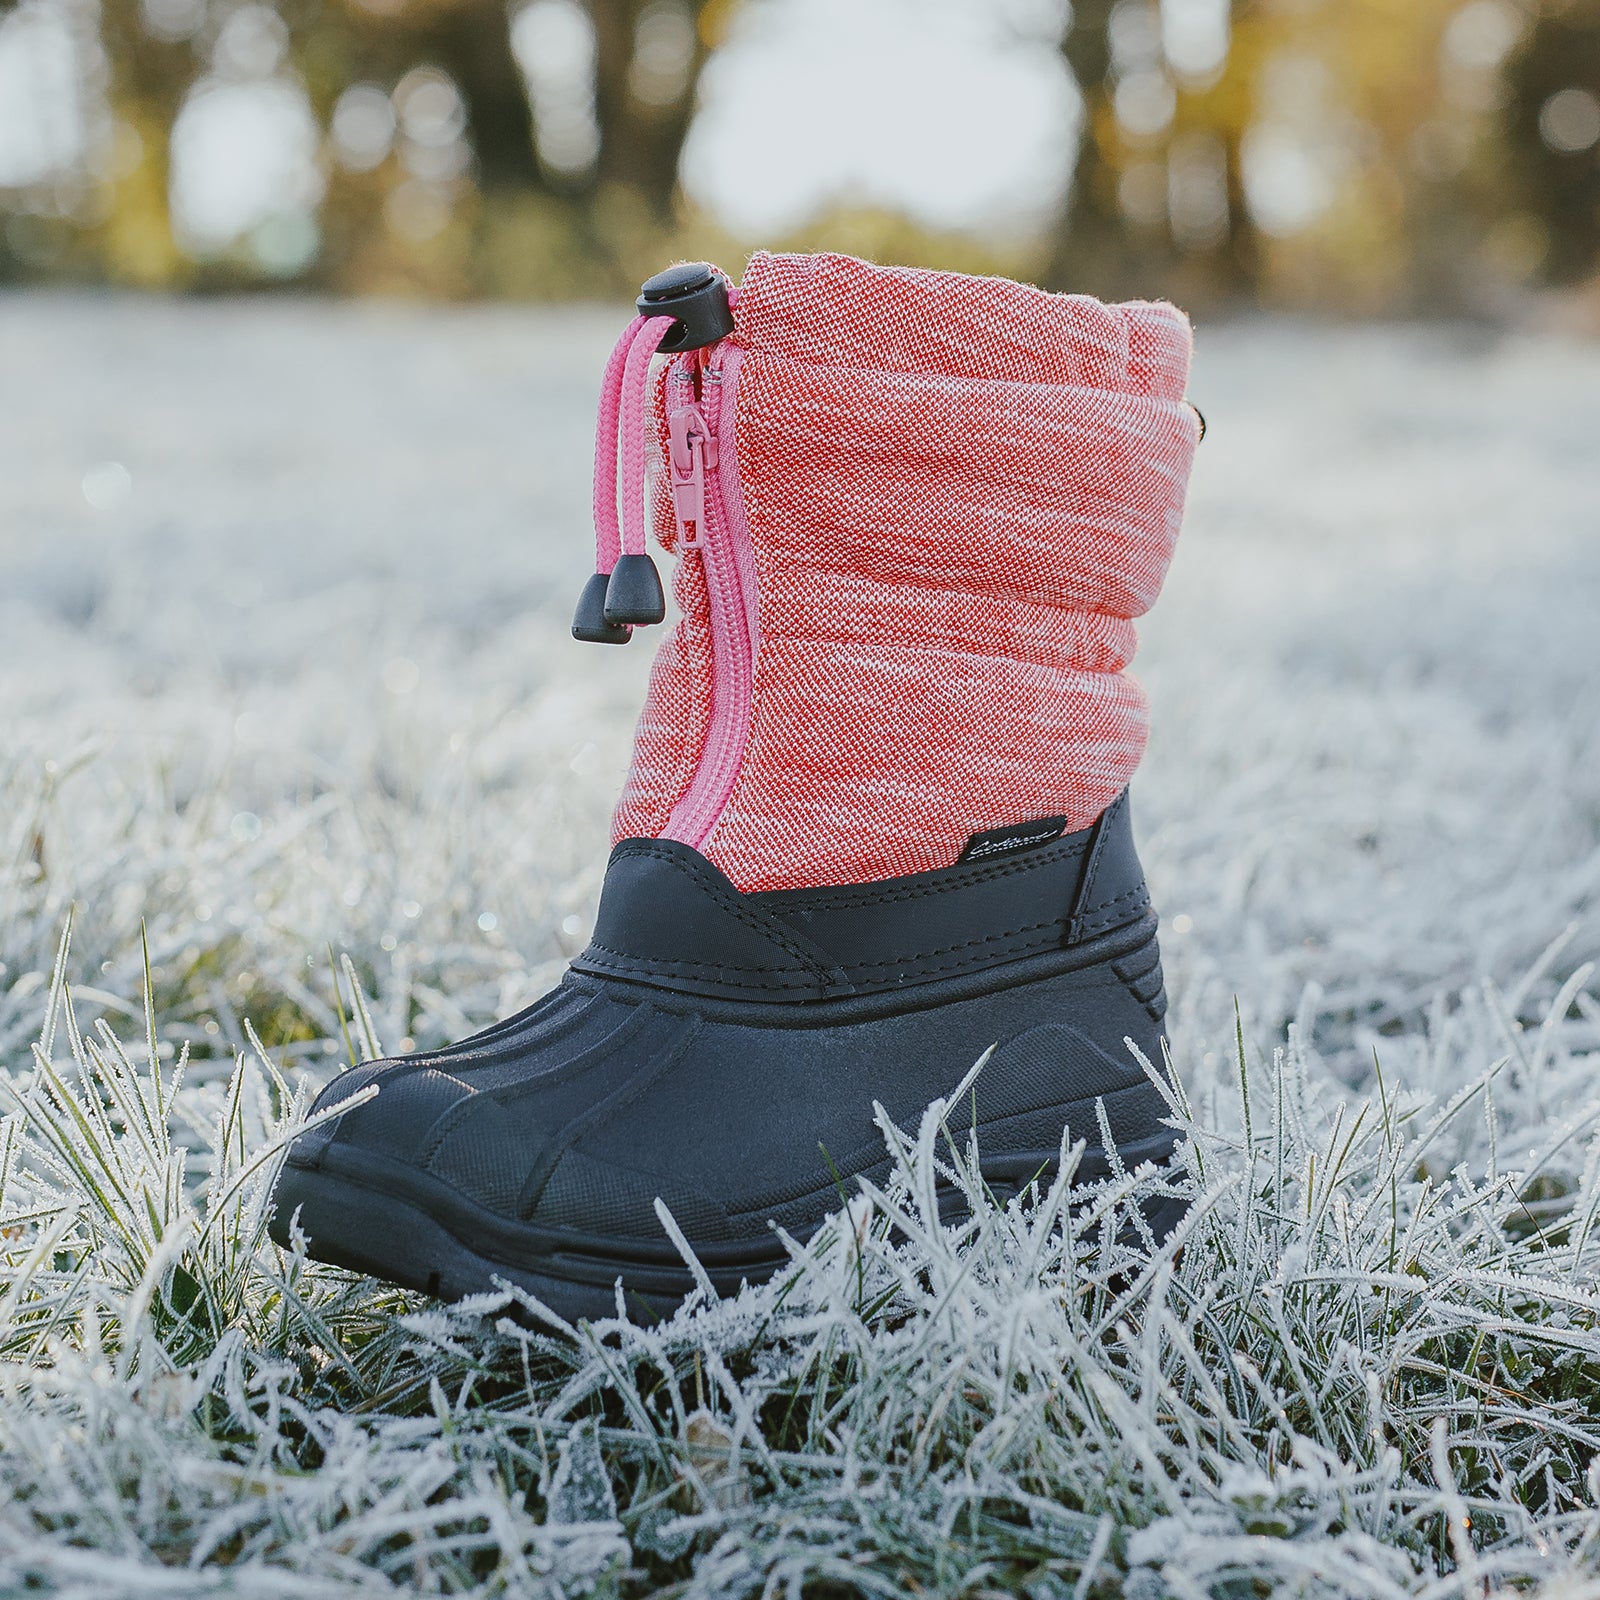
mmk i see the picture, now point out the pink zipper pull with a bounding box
[668,403,717,549]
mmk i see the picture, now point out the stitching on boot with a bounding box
[609,841,843,982]
[838,918,1067,971]
[578,943,828,985]
[1072,884,1152,937]
[758,836,1091,913]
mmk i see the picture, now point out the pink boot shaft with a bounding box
[612,250,1200,891]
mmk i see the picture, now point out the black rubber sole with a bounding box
[271,1128,1187,1325]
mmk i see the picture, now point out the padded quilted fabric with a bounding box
[612,251,1198,892]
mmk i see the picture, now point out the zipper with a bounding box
[661,344,758,850]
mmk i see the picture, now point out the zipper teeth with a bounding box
[686,350,756,848]
[718,351,761,661]
[662,344,756,850]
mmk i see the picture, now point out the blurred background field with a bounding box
[2,291,1596,1089]
[1,0,1599,317]
[4,5,1600,1593]
[0,0,1598,1084]
[2,262,1600,1600]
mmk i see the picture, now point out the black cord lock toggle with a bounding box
[637,262,735,353]
[572,571,632,644]
[603,552,666,626]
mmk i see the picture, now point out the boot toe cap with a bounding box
[293,1060,476,1168]
[421,1092,544,1218]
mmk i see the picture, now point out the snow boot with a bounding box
[270,252,1202,1322]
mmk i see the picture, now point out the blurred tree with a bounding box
[590,0,710,220]
[1230,0,1531,313]
[0,0,723,293]
[293,0,548,295]
[284,0,723,290]
[1043,0,1578,314]
[3,0,1597,309]
[1048,0,1129,296]
[93,0,192,285]
[1046,0,1262,309]
[297,0,538,194]
[1501,0,1600,286]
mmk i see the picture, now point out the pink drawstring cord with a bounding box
[591,314,674,578]
[618,316,673,563]
[574,268,733,642]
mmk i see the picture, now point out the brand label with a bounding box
[957,816,1069,864]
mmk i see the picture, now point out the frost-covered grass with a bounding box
[0,293,1597,1595]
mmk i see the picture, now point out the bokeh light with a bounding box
[0,0,1595,308]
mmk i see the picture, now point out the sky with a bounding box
[681,0,1076,238]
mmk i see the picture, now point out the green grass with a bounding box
[3,299,1598,1596]
[0,917,1598,1598]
